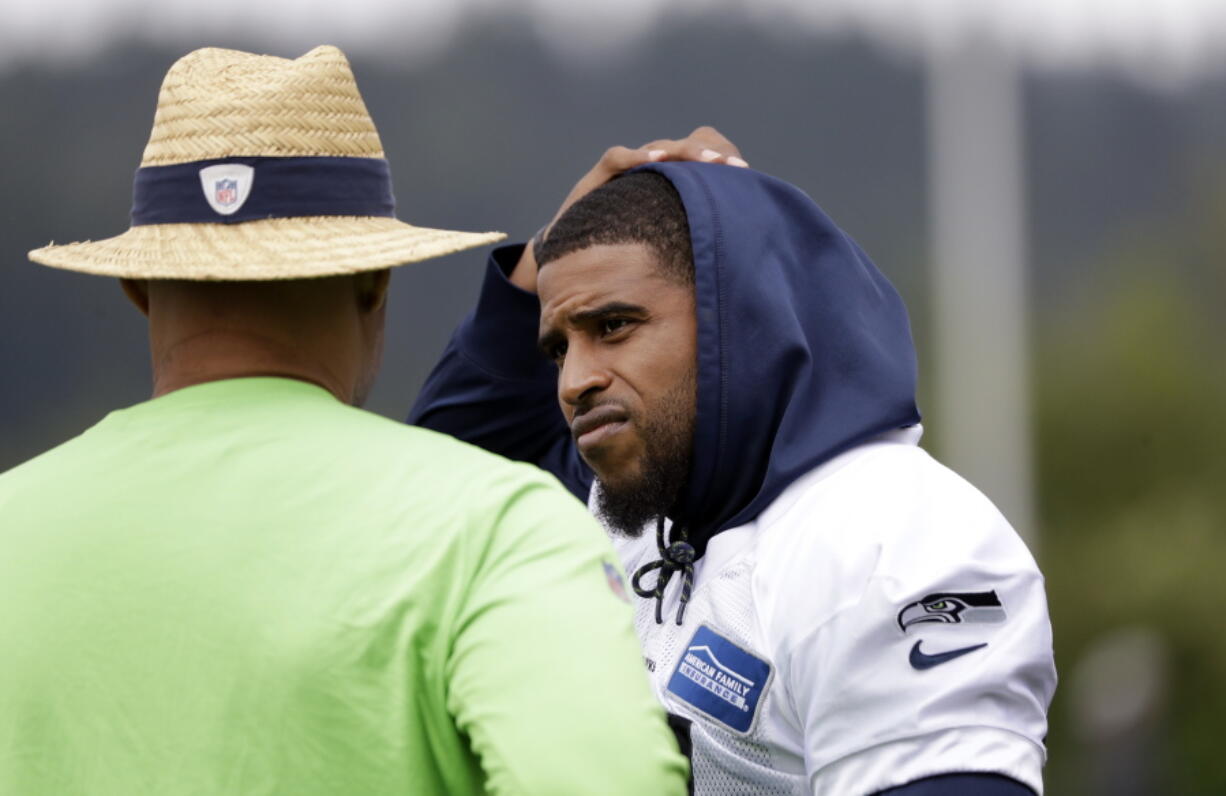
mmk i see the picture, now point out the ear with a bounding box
[354,269,391,314]
[120,278,150,316]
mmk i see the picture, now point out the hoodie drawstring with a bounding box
[630,516,696,625]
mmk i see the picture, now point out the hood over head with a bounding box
[634,162,921,557]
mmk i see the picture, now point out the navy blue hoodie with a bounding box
[410,162,921,558]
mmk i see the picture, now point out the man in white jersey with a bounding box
[410,133,1056,795]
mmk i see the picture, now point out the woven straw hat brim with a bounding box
[28,217,506,280]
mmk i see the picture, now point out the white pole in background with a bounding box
[926,39,1037,552]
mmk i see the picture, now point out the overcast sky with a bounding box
[6,0,1226,87]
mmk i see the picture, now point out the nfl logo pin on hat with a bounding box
[199,164,254,216]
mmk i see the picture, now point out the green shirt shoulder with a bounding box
[0,378,686,795]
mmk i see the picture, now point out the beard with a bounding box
[594,367,695,539]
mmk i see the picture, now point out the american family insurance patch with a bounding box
[666,625,772,734]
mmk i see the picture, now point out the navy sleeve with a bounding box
[408,244,593,500]
[874,773,1036,795]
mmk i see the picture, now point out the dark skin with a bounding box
[521,126,741,493]
[121,270,390,406]
[510,126,745,292]
[537,242,697,494]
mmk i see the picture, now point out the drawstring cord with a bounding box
[630,516,696,625]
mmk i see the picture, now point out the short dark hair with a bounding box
[536,172,694,286]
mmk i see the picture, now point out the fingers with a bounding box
[543,127,748,248]
[592,127,746,185]
[554,146,656,219]
[686,125,741,159]
[636,126,747,167]
[595,145,657,176]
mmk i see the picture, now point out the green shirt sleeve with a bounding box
[445,473,688,795]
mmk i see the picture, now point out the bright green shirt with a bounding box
[0,378,686,795]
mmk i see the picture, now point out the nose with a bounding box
[558,346,612,408]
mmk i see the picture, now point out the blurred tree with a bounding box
[1037,188,1226,794]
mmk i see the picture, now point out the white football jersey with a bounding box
[601,427,1056,795]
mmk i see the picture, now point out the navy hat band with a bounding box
[130,156,396,226]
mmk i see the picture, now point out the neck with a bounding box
[150,329,349,403]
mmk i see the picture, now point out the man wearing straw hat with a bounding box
[0,46,690,795]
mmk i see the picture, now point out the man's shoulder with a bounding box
[313,402,579,500]
[0,393,573,518]
[759,433,1002,541]
[0,421,103,497]
[751,434,1038,610]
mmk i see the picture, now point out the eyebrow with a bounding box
[536,301,649,354]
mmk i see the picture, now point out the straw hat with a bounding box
[28,46,505,280]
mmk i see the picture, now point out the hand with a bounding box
[509,126,746,292]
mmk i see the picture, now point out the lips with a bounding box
[571,405,629,452]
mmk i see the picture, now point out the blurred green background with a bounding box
[1,6,1223,793]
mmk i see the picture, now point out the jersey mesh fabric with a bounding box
[623,543,807,795]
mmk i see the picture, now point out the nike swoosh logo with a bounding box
[909,640,987,670]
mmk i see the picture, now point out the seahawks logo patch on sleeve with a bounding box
[666,625,772,735]
[897,590,1007,632]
